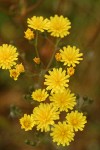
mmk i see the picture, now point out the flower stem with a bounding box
[34,31,45,68]
[45,38,60,72]
[35,31,39,58]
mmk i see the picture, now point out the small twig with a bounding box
[25,0,44,15]
[56,0,65,15]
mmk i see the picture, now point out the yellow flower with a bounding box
[55,53,62,61]
[33,57,40,64]
[50,88,76,112]
[47,15,71,38]
[66,111,87,132]
[15,63,25,73]
[60,45,83,67]
[9,69,20,80]
[19,114,35,131]
[50,122,74,146]
[32,103,59,132]
[31,89,48,102]
[27,16,49,32]
[24,28,34,40]
[9,63,24,80]
[0,44,18,69]
[44,68,69,93]
[67,67,75,76]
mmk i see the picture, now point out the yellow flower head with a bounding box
[27,16,49,32]
[44,68,69,93]
[31,89,48,102]
[9,69,20,81]
[0,44,18,69]
[32,103,59,132]
[15,63,25,73]
[33,57,40,64]
[67,67,75,76]
[60,45,83,67]
[55,52,62,61]
[50,122,74,146]
[47,15,71,38]
[66,111,87,132]
[19,114,35,131]
[50,88,76,112]
[24,28,34,40]
[9,63,24,80]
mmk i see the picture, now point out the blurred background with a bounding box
[0,0,100,150]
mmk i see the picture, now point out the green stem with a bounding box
[34,31,46,68]
[35,31,39,58]
[35,38,60,88]
[45,38,61,72]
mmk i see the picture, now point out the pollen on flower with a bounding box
[31,89,48,102]
[0,44,18,69]
[24,28,34,40]
[47,15,71,38]
[19,114,35,131]
[60,45,83,67]
[33,57,40,64]
[50,122,75,146]
[32,103,59,132]
[66,111,87,132]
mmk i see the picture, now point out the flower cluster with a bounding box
[0,44,25,80]
[0,14,87,147]
[24,15,71,40]
[19,15,87,147]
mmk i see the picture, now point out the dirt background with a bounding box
[0,0,100,150]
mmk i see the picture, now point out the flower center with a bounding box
[72,119,78,125]
[3,53,10,61]
[24,120,31,128]
[42,114,50,124]
[55,23,62,31]
[36,94,42,100]
[68,56,73,61]
[55,76,61,86]
[61,131,65,136]
[12,71,17,77]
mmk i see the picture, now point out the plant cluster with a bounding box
[0,15,87,147]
